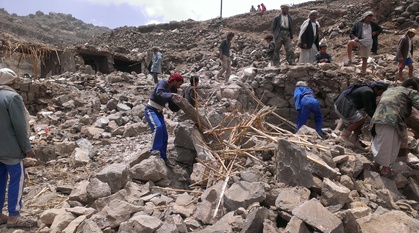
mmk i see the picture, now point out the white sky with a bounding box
[1,0,309,28]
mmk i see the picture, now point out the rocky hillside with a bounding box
[0,8,110,46]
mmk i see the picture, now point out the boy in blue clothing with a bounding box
[293,81,323,136]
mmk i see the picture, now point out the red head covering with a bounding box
[168,73,184,83]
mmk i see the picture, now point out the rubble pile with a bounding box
[6,60,418,233]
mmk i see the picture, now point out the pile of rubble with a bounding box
[4,59,417,233]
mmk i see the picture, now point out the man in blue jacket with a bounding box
[294,81,323,136]
[0,68,37,228]
[144,73,183,162]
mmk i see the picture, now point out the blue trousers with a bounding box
[296,96,323,134]
[144,108,168,160]
[0,161,25,216]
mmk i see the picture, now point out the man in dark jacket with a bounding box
[396,28,416,81]
[272,4,295,66]
[343,11,382,74]
[215,32,234,82]
[334,81,388,149]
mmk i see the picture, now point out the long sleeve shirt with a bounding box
[0,89,32,160]
[371,86,419,137]
[294,86,314,111]
[219,39,231,57]
[335,86,376,118]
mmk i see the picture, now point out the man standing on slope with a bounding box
[215,32,234,82]
[272,4,295,66]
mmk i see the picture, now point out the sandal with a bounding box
[6,216,37,228]
[0,214,7,225]
[380,169,397,178]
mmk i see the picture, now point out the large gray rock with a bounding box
[95,163,129,194]
[240,207,268,233]
[284,216,311,233]
[276,139,314,188]
[224,181,266,211]
[101,199,144,228]
[320,178,351,208]
[118,215,162,233]
[292,198,344,233]
[173,122,195,150]
[86,178,112,201]
[130,156,167,182]
[275,186,311,213]
[358,210,419,233]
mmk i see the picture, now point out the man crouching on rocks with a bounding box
[144,73,183,163]
[0,68,37,228]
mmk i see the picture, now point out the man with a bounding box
[183,76,199,107]
[396,28,416,81]
[370,78,419,177]
[371,17,383,55]
[215,32,234,82]
[272,4,295,66]
[344,11,382,74]
[150,47,163,84]
[144,73,183,162]
[298,10,320,64]
[293,81,323,136]
[0,68,37,228]
[334,81,389,149]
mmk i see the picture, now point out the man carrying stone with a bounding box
[334,81,389,150]
[272,4,295,66]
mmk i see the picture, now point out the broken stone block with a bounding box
[174,122,195,150]
[69,180,89,204]
[49,211,76,233]
[71,148,91,167]
[283,216,311,233]
[336,210,362,233]
[87,177,112,201]
[40,208,68,226]
[102,199,144,228]
[320,178,351,208]
[275,186,311,213]
[130,156,167,182]
[118,215,162,233]
[276,139,314,188]
[357,210,419,232]
[240,207,268,233]
[223,181,266,211]
[62,215,86,233]
[292,198,344,233]
[95,163,129,194]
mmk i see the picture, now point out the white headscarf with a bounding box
[0,68,17,85]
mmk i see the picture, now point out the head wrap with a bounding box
[361,11,374,20]
[407,28,417,34]
[296,81,308,87]
[168,73,184,83]
[319,38,328,48]
[280,4,290,8]
[0,68,17,85]
[308,10,318,17]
